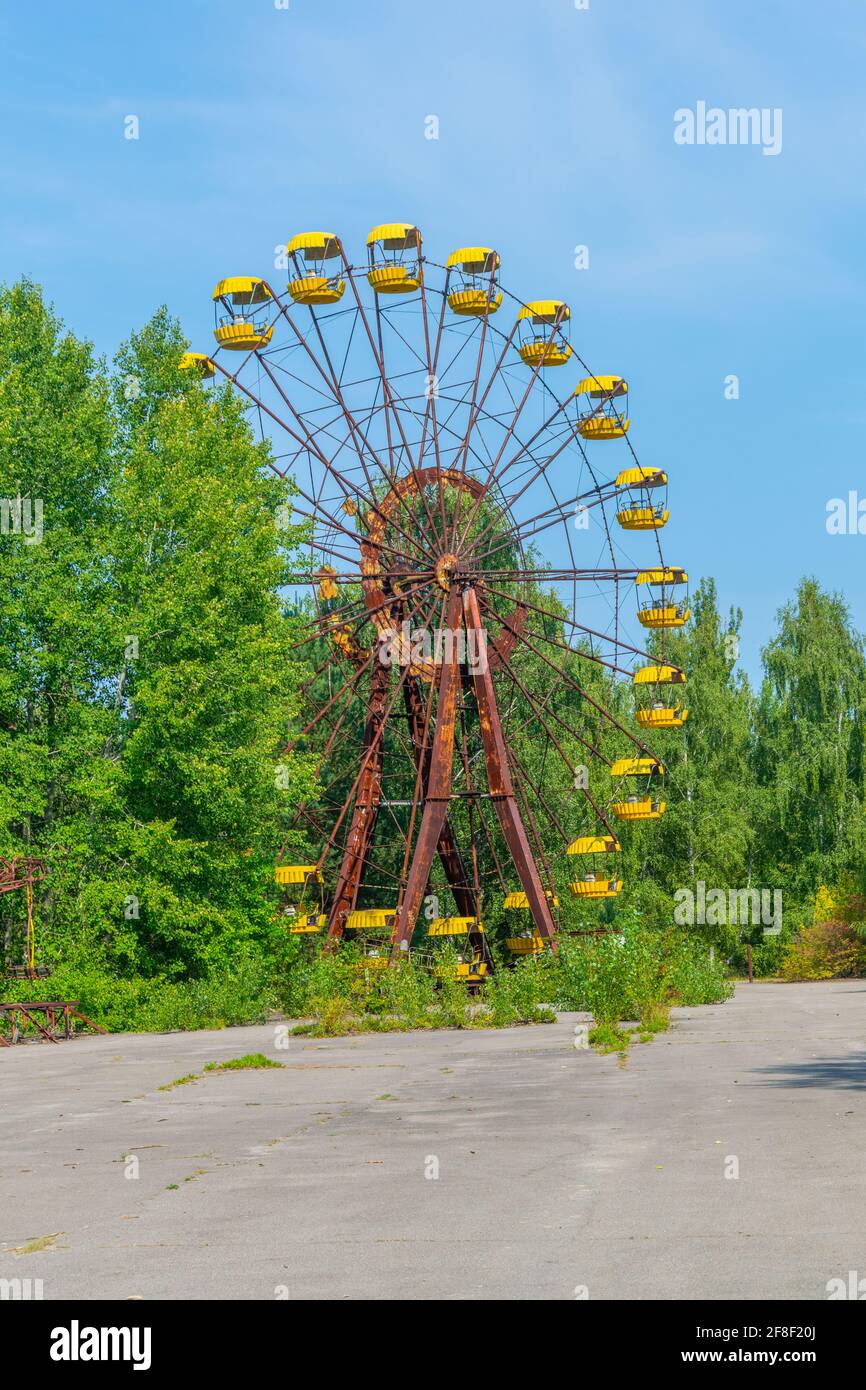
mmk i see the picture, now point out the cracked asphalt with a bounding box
[1,980,864,1299]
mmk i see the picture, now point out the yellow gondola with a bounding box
[516,301,571,366]
[275,864,324,932]
[367,223,421,294]
[212,277,274,351]
[433,954,489,982]
[633,663,688,727]
[445,247,502,316]
[636,567,690,630]
[566,832,622,900]
[179,351,215,377]
[615,465,668,530]
[286,232,345,305]
[610,755,666,821]
[575,375,629,439]
[317,566,339,601]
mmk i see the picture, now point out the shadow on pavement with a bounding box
[751,1052,866,1091]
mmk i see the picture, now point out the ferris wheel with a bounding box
[182,222,689,973]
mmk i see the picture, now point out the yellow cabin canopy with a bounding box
[275,864,322,886]
[567,834,622,855]
[574,374,627,398]
[517,299,570,323]
[179,352,215,377]
[636,567,688,586]
[212,276,271,304]
[367,222,419,249]
[287,231,340,259]
[633,663,686,685]
[610,756,664,778]
[616,466,666,488]
[445,246,500,272]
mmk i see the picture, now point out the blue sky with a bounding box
[2,0,864,680]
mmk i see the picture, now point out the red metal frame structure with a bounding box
[193,226,685,966]
[0,1002,106,1046]
[0,856,47,979]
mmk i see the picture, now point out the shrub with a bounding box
[781,919,866,981]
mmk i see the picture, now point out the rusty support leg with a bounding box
[403,674,475,918]
[462,586,558,947]
[391,588,463,961]
[325,659,390,944]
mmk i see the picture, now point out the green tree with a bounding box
[754,577,866,899]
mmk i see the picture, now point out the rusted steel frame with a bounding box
[461,586,558,946]
[482,583,656,676]
[505,739,573,846]
[393,589,449,899]
[462,383,624,561]
[0,856,46,892]
[462,568,640,582]
[452,263,500,487]
[454,686,489,959]
[294,646,366,705]
[325,658,391,943]
[390,587,463,960]
[312,586,432,878]
[338,248,441,546]
[255,352,434,569]
[455,671,508,895]
[470,480,620,567]
[414,261,450,540]
[14,1005,57,1043]
[484,382,621,509]
[486,624,617,836]
[508,754,560,912]
[283,654,375,751]
[292,580,437,812]
[210,358,415,563]
[450,305,567,555]
[445,325,523,554]
[263,280,420,511]
[371,280,441,546]
[286,570,436,713]
[504,616,660,762]
[403,673,475,919]
[283,577,433,663]
[292,806,406,887]
[211,357,427,570]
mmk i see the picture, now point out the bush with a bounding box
[553,928,731,1020]
[664,936,734,1005]
[1,957,274,1033]
[781,919,866,981]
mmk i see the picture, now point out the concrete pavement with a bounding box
[1,980,864,1299]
